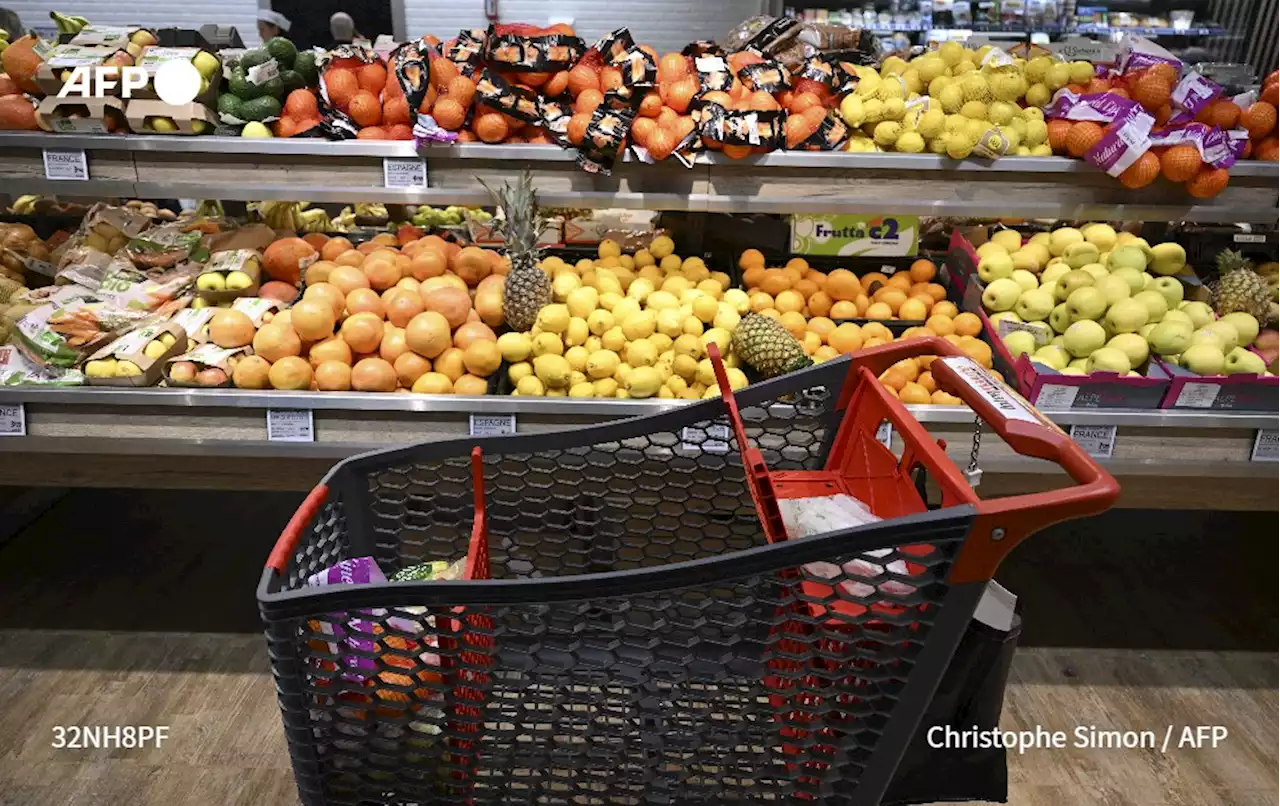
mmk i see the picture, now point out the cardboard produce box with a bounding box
[196,249,262,304]
[1154,357,1279,411]
[170,306,218,343]
[563,210,658,245]
[469,215,561,246]
[135,46,222,106]
[83,321,188,387]
[34,45,132,96]
[65,25,156,50]
[124,99,216,135]
[163,343,245,387]
[36,97,129,134]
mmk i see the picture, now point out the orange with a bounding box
[874,288,908,313]
[807,316,836,343]
[864,337,887,349]
[908,259,937,283]
[783,265,805,286]
[925,314,955,336]
[901,326,935,339]
[886,273,913,291]
[861,322,893,342]
[806,269,828,290]
[828,323,863,354]
[779,311,808,338]
[943,334,963,346]
[793,279,819,300]
[952,312,982,337]
[785,257,810,273]
[859,272,888,293]
[890,358,920,382]
[748,291,774,312]
[961,338,993,368]
[759,308,781,320]
[932,301,960,319]
[917,371,937,393]
[743,266,766,289]
[807,291,833,317]
[1186,167,1229,199]
[865,302,894,320]
[826,269,861,301]
[1160,144,1202,182]
[1066,121,1104,158]
[830,300,858,319]
[882,383,899,399]
[898,298,929,321]
[899,382,931,404]
[759,269,791,296]
[909,293,936,312]
[879,368,909,392]
[923,283,947,302]
[931,390,962,405]
[774,289,806,313]
[854,294,871,315]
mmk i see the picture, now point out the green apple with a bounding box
[1051,335,1066,348]
[241,122,273,138]
[1064,242,1100,269]
[1015,288,1055,322]
[1161,309,1193,329]
[990,311,1023,326]
[1220,312,1260,346]
[1181,343,1225,376]
[1188,328,1227,351]
[1100,298,1152,332]
[1179,301,1214,329]
[1064,320,1107,358]
[1054,270,1095,302]
[1049,303,1072,334]
[192,50,221,81]
[1011,269,1039,292]
[981,278,1023,312]
[1109,266,1146,294]
[1146,277,1183,310]
[1107,333,1149,369]
[1078,262,1109,281]
[1081,223,1118,253]
[1107,245,1148,272]
[976,241,1009,260]
[1059,366,1087,375]
[225,270,254,290]
[1202,320,1240,350]
[1224,346,1267,375]
[1148,320,1193,355]
[977,252,1016,283]
[1139,322,1157,340]
[1028,232,1051,247]
[1040,263,1071,287]
[1032,344,1070,370]
[197,272,226,291]
[990,230,1023,252]
[1066,287,1107,322]
[1148,242,1187,276]
[1004,330,1037,358]
[1142,272,1154,288]
[1049,227,1083,256]
[1068,357,1090,370]
[1094,274,1131,306]
[1011,250,1042,273]
[1132,290,1169,322]
[1088,347,1131,374]
[148,116,178,133]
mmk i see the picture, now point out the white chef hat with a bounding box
[256,9,292,32]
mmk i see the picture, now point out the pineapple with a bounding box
[482,171,551,333]
[732,313,812,379]
[1211,249,1273,323]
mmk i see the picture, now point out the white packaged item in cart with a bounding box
[779,493,880,540]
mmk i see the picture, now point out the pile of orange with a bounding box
[878,356,964,405]
[321,56,415,140]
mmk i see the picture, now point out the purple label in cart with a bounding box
[306,557,389,682]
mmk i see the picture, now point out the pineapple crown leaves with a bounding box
[478,170,550,259]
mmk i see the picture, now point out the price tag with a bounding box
[43,149,88,181]
[1174,382,1221,409]
[1069,424,1116,459]
[246,58,280,85]
[880,264,898,276]
[681,424,731,454]
[0,403,26,436]
[470,414,515,437]
[938,356,1041,425]
[384,157,428,189]
[267,409,314,442]
[875,420,894,450]
[1234,233,1266,244]
[1035,383,1079,410]
[997,317,1051,346]
[1251,429,1279,461]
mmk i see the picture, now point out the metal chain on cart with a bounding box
[965,415,983,488]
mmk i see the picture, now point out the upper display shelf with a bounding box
[0,133,1275,222]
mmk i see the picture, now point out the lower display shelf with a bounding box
[0,388,1273,509]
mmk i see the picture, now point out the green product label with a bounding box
[790,214,920,257]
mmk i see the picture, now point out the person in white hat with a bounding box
[257,9,291,42]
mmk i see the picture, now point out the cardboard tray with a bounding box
[133,46,221,107]
[84,321,189,387]
[36,96,130,134]
[124,100,216,135]
[34,45,131,96]
[163,343,245,388]
[1153,356,1279,411]
[197,249,262,304]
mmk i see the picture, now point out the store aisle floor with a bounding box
[0,489,1275,805]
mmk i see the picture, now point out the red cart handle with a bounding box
[267,484,330,574]
[845,337,1119,583]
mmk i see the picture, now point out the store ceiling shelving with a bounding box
[1,133,1275,222]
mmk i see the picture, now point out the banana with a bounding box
[10,196,40,215]
[50,11,89,35]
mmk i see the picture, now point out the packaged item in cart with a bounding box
[779,493,881,540]
[231,295,284,327]
[738,58,791,94]
[0,343,85,386]
[121,224,206,272]
[83,320,188,386]
[684,42,731,98]
[392,558,467,582]
[162,342,245,387]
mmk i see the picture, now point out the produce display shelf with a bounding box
[1,133,1275,222]
[0,387,1273,509]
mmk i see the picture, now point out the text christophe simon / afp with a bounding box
[928,724,1228,754]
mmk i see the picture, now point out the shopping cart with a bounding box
[259,336,1117,806]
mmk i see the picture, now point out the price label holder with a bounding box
[681,424,731,454]
[1174,382,1221,409]
[470,414,516,437]
[383,157,428,189]
[1069,424,1116,459]
[1251,429,1279,462]
[43,149,89,181]
[875,420,894,450]
[267,409,315,442]
[1035,383,1079,410]
[0,403,26,436]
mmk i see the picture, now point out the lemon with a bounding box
[725,367,749,390]
[692,294,719,323]
[937,84,963,113]
[1044,63,1071,91]
[988,100,1016,125]
[1022,105,1045,122]
[565,345,590,372]
[916,56,946,82]
[895,131,925,153]
[627,277,655,302]
[602,326,627,352]
[656,308,685,338]
[1024,119,1048,146]
[839,94,865,127]
[672,354,698,381]
[917,108,945,138]
[861,97,885,123]
[722,288,750,315]
[658,386,675,399]
[682,255,708,275]
[646,290,679,311]
[938,41,964,66]
[584,335,602,353]
[701,327,731,356]
[611,297,642,324]
[586,308,615,336]
[552,272,581,302]
[633,249,655,268]
[1031,144,1053,157]
[666,375,689,395]
[564,317,590,347]
[621,311,657,340]
[546,388,567,397]
[649,332,673,354]
[618,254,635,270]
[536,304,570,334]
[626,339,658,367]
[702,385,722,399]
[497,332,532,362]
[681,315,704,337]
[875,76,905,100]
[952,59,976,75]
[882,97,906,121]
[508,361,533,383]
[960,100,987,120]
[598,239,622,259]
[902,68,923,95]
[595,272,622,296]
[569,382,596,398]
[598,291,623,312]
[533,354,571,388]
[585,349,620,379]
[1024,56,1053,84]
[1069,61,1095,84]
[990,71,1025,102]
[1024,83,1051,109]
[673,333,704,359]
[614,362,633,383]
[625,366,663,398]
[569,370,587,387]
[532,332,564,357]
[713,305,741,331]
[696,278,723,298]
[565,286,599,318]
[649,235,674,259]
[928,75,952,97]
[710,271,732,290]
[515,375,546,396]
[661,275,691,296]
[593,377,619,397]
[656,350,675,377]
[928,135,949,154]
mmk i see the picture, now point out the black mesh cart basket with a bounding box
[258,336,1118,806]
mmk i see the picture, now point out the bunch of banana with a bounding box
[0,29,10,56]
[193,199,225,218]
[332,206,357,231]
[257,201,305,231]
[9,196,41,215]
[50,11,91,36]
[298,208,333,233]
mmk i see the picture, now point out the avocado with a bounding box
[240,48,271,68]
[265,37,297,70]
[216,93,245,121]
[293,51,317,85]
[259,76,284,98]
[280,70,304,94]
[240,96,282,122]
[228,66,260,100]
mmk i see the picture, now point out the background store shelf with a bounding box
[1,134,1275,222]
